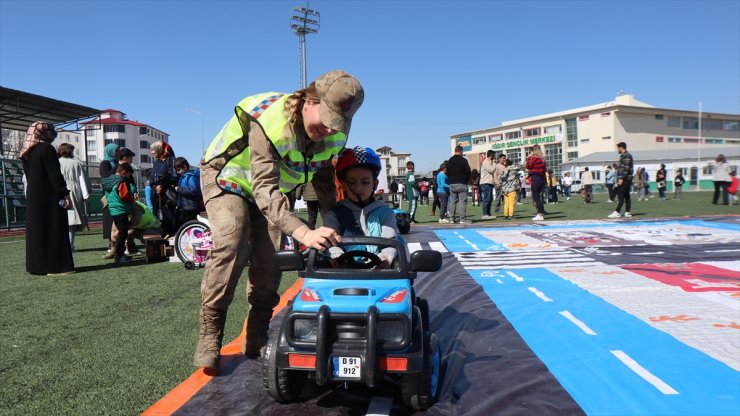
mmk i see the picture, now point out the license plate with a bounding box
[332,356,361,379]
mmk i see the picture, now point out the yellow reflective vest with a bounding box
[202,93,346,199]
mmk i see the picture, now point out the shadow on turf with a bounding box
[75,259,147,272]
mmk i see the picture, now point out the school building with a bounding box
[450,94,740,189]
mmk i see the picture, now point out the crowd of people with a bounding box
[385,143,738,224]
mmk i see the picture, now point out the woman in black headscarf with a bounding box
[21,121,75,275]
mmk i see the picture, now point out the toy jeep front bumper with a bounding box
[275,304,424,387]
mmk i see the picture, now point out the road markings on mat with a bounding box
[407,243,422,253]
[611,350,679,395]
[528,287,553,302]
[506,271,524,282]
[559,310,597,335]
[429,241,448,252]
[365,396,393,416]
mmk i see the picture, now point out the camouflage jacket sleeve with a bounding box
[249,126,306,236]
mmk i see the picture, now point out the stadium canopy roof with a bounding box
[0,86,101,132]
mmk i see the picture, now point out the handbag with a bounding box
[165,187,178,208]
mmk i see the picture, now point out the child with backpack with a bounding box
[323,146,398,269]
[101,163,137,263]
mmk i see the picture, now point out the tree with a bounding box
[1,128,26,159]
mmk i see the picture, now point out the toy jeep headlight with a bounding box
[293,319,318,342]
[376,320,404,343]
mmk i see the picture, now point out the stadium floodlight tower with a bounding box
[290,3,320,88]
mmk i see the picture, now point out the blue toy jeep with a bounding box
[263,236,442,410]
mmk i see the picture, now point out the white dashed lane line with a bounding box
[528,287,553,302]
[610,350,679,395]
[559,310,597,335]
[365,396,393,416]
[506,271,524,282]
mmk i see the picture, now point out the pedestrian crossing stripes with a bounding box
[406,241,448,253]
[454,248,605,270]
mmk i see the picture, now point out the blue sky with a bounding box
[1,0,738,172]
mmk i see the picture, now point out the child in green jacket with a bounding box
[102,163,138,263]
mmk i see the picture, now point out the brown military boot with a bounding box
[242,308,272,359]
[193,308,225,370]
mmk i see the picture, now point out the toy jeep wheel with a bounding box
[401,332,441,410]
[262,332,310,403]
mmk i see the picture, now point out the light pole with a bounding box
[185,108,204,157]
[290,2,320,88]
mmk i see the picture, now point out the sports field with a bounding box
[0,191,737,415]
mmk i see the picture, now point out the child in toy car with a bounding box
[324,146,398,269]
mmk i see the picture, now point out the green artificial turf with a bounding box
[0,191,736,415]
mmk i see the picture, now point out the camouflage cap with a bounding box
[315,70,364,135]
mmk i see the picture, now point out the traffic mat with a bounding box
[145,216,740,415]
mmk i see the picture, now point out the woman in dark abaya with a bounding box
[149,141,178,236]
[100,143,118,258]
[21,121,75,275]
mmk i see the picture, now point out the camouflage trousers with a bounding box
[198,164,281,352]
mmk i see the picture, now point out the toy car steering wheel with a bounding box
[335,250,383,269]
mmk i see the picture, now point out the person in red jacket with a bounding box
[729,170,739,205]
[525,144,547,221]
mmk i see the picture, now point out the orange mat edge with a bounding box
[141,278,304,416]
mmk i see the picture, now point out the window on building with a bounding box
[505,148,522,165]
[544,144,562,175]
[705,138,724,144]
[139,126,149,135]
[566,117,578,148]
[703,166,713,175]
[656,136,664,142]
[140,154,151,164]
[578,115,589,121]
[580,138,590,143]
[86,140,97,152]
[85,127,97,136]
[567,151,579,160]
[682,117,699,129]
[544,125,561,135]
[667,116,681,127]
[473,136,486,145]
[677,167,688,176]
[398,168,406,176]
[655,114,664,120]
[104,139,126,148]
[140,140,149,149]
[600,112,611,117]
[523,127,541,138]
[103,124,126,133]
[702,118,722,130]
[488,134,503,142]
[724,120,740,131]
[505,131,521,140]
[88,155,98,163]
[684,138,699,143]
[602,136,612,140]
[668,137,682,143]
